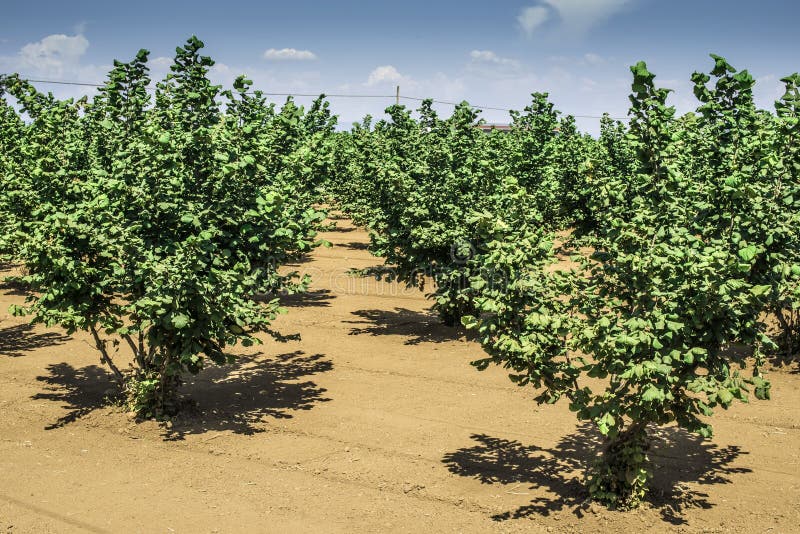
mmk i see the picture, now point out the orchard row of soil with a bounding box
[1,220,798,533]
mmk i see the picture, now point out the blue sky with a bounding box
[1,0,798,133]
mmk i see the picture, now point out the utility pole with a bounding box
[396,85,400,106]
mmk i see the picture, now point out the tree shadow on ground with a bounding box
[165,350,332,440]
[337,241,370,251]
[0,323,71,357]
[442,424,750,524]
[324,214,355,224]
[738,319,800,373]
[767,353,800,373]
[0,272,30,297]
[33,363,118,429]
[763,343,799,374]
[346,265,397,279]
[347,307,464,345]
[32,351,332,439]
[282,254,316,266]
[279,289,336,308]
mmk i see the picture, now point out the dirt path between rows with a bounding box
[1,218,799,533]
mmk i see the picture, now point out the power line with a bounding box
[261,92,395,99]
[399,95,512,113]
[400,95,629,120]
[14,77,397,99]
[4,74,630,121]
[15,78,107,88]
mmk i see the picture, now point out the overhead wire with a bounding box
[4,75,630,121]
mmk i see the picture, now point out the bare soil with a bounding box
[1,219,799,533]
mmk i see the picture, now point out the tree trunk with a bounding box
[587,421,651,510]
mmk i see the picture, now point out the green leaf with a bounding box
[642,385,665,403]
[171,314,190,329]
[461,315,478,329]
[666,321,684,333]
[738,245,758,262]
[749,285,771,296]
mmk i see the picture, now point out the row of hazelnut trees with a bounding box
[2,37,798,510]
[325,56,800,508]
[0,37,335,417]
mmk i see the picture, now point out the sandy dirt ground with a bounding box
[1,218,799,533]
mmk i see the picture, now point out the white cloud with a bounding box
[148,56,173,79]
[0,33,109,101]
[150,56,173,69]
[755,74,785,110]
[583,52,605,66]
[518,0,633,36]
[18,33,90,75]
[579,77,600,91]
[212,62,232,74]
[517,6,550,35]
[546,0,632,33]
[469,50,520,68]
[263,48,317,61]
[366,65,405,86]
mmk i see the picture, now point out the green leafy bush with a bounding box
[461,58,794,509]
[327,97,589,325]
[0,37,329,417]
